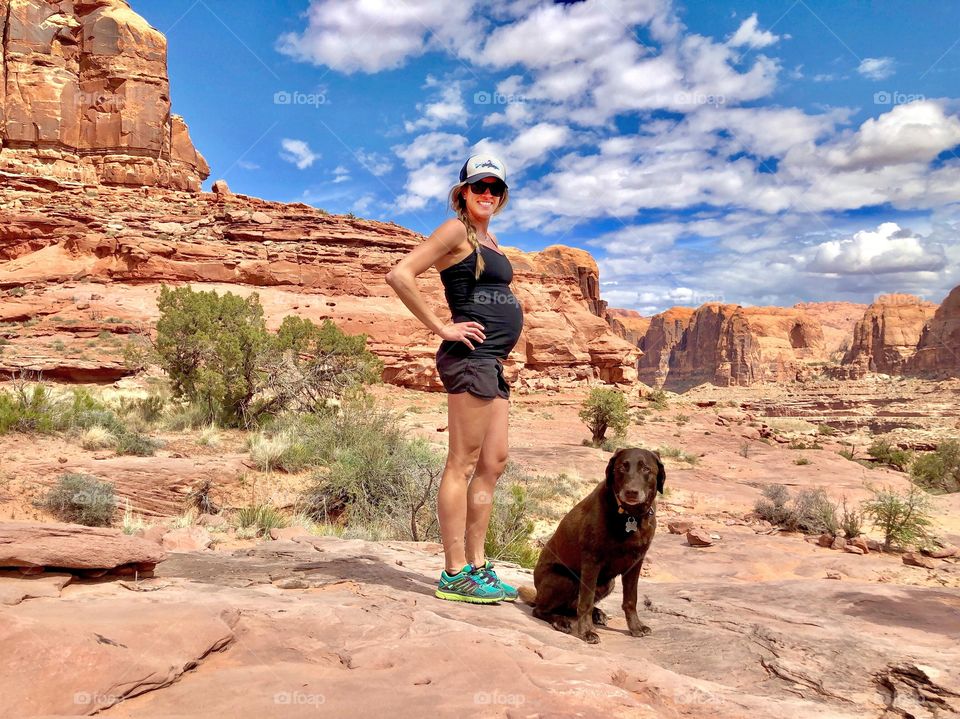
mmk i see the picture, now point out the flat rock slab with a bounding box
[0,521,167,570]
[0,571,72,605]
[4,535,960,718]
[0,597,236,716]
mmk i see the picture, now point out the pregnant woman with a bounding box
[385,154,524,604]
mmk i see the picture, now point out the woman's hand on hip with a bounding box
[439,321,485,350]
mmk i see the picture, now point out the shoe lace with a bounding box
[474,562,500,585]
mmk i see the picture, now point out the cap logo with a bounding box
[475,160,500,170]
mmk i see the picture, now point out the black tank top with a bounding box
[438,244,524,360]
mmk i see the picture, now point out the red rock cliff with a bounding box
[906,285,960,378]
[0,0,209,191]
[841,294,938,378]
[638,304,827,390]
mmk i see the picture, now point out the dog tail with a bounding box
[517,585,537,606]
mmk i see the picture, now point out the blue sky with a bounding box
[132,0,960,314]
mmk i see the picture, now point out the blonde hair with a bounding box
[448,181,510,280]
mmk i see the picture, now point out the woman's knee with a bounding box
[477,451,509,478]
[444,447,482,481]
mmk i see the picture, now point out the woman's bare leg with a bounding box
[465,396,509,567]
[438,391,496,573]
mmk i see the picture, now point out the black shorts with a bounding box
[435,350,510,400]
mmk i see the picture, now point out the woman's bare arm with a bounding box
[385,219,485,348]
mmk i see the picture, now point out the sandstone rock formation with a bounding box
[841,294,939,378]
[639,304,827,391]
[793,301,867,355]
[0,520,166,569]
[0,0,209,191]
[0,183,639,389]
[908,284,960,378]
[605,307,650,346]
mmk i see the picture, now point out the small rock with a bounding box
[195,514,227,529]
[212,179,231,195]
[686,529,713,547]
[817,533,834,548]
[273,577,310,590]
[849,537,870,554]
[250,212,273,225]
[865,538,884,552]
[161,526,213,552]
[843,545,865,555]
[825,570,843,580]
[709,533,721,540]
[922,545,958,559]
[902,552,936,569]
[668,520,694,535]
[831,536,847,551]
[395,559,403,566]
[269,526,312,541]
[76,301,90,310]
[57,457,67,464]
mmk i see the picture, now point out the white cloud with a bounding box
[807,222,947,274]
[727,13,780,49]
[857,57,895,80]
[332,165,350,183]
[355,149,393,177]
[276,0,481,73]
[392,132,469,169]
[280,139,319,169]
[404,83,468,131]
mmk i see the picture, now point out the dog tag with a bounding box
[625,516,638,533]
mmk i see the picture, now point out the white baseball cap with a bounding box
[459,153,508,187]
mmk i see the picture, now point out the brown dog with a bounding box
[519,447,664,643]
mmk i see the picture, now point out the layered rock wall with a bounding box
[841,294,938,378]
[907,286,960,377]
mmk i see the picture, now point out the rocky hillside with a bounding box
[908,284,960,377]
[0,180,639,388]
[0,0,209,191]
[840,294,939,378]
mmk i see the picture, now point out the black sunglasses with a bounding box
[467,179,506,197]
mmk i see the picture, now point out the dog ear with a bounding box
[605,450,621,488]
[653,451,666,495]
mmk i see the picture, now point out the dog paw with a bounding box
[582,630,601,644]
[592,607,609,626]
[628,624,652,637]
[551,618,572,634]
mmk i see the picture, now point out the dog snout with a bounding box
[622,489,641,502]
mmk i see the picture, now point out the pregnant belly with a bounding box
[448,288,524,359]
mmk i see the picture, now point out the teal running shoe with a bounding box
[477,560,518,602]
[435,564,505,604]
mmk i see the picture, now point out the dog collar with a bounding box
[616,499,655,533]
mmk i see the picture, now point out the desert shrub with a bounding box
[196,424,221,448]
[579,387,630,444]
[163,400,216,430]
[739,441,751,458]
[484,483,539,568]
[80,425,117,450]
[645,390,668,410]
[114,429,160,457]
[861,484,934,551]
[658,445,698,465]
[248,429,315,473]
[794,457,811,466]
[867,439,913,472]
[186,478,220,515]
[817,424,838,436]
[840,496,864,538]
[299,395,444,541]
[789,438,823,450]
[233,504,288,537]
[910,440,960,494]
[0,383,62,434]
[754,485,837,533]
[36,473,117,526]
[600,435,632,453]
[154,285,382,427]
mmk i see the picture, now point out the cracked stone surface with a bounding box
[2,534,958,718]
